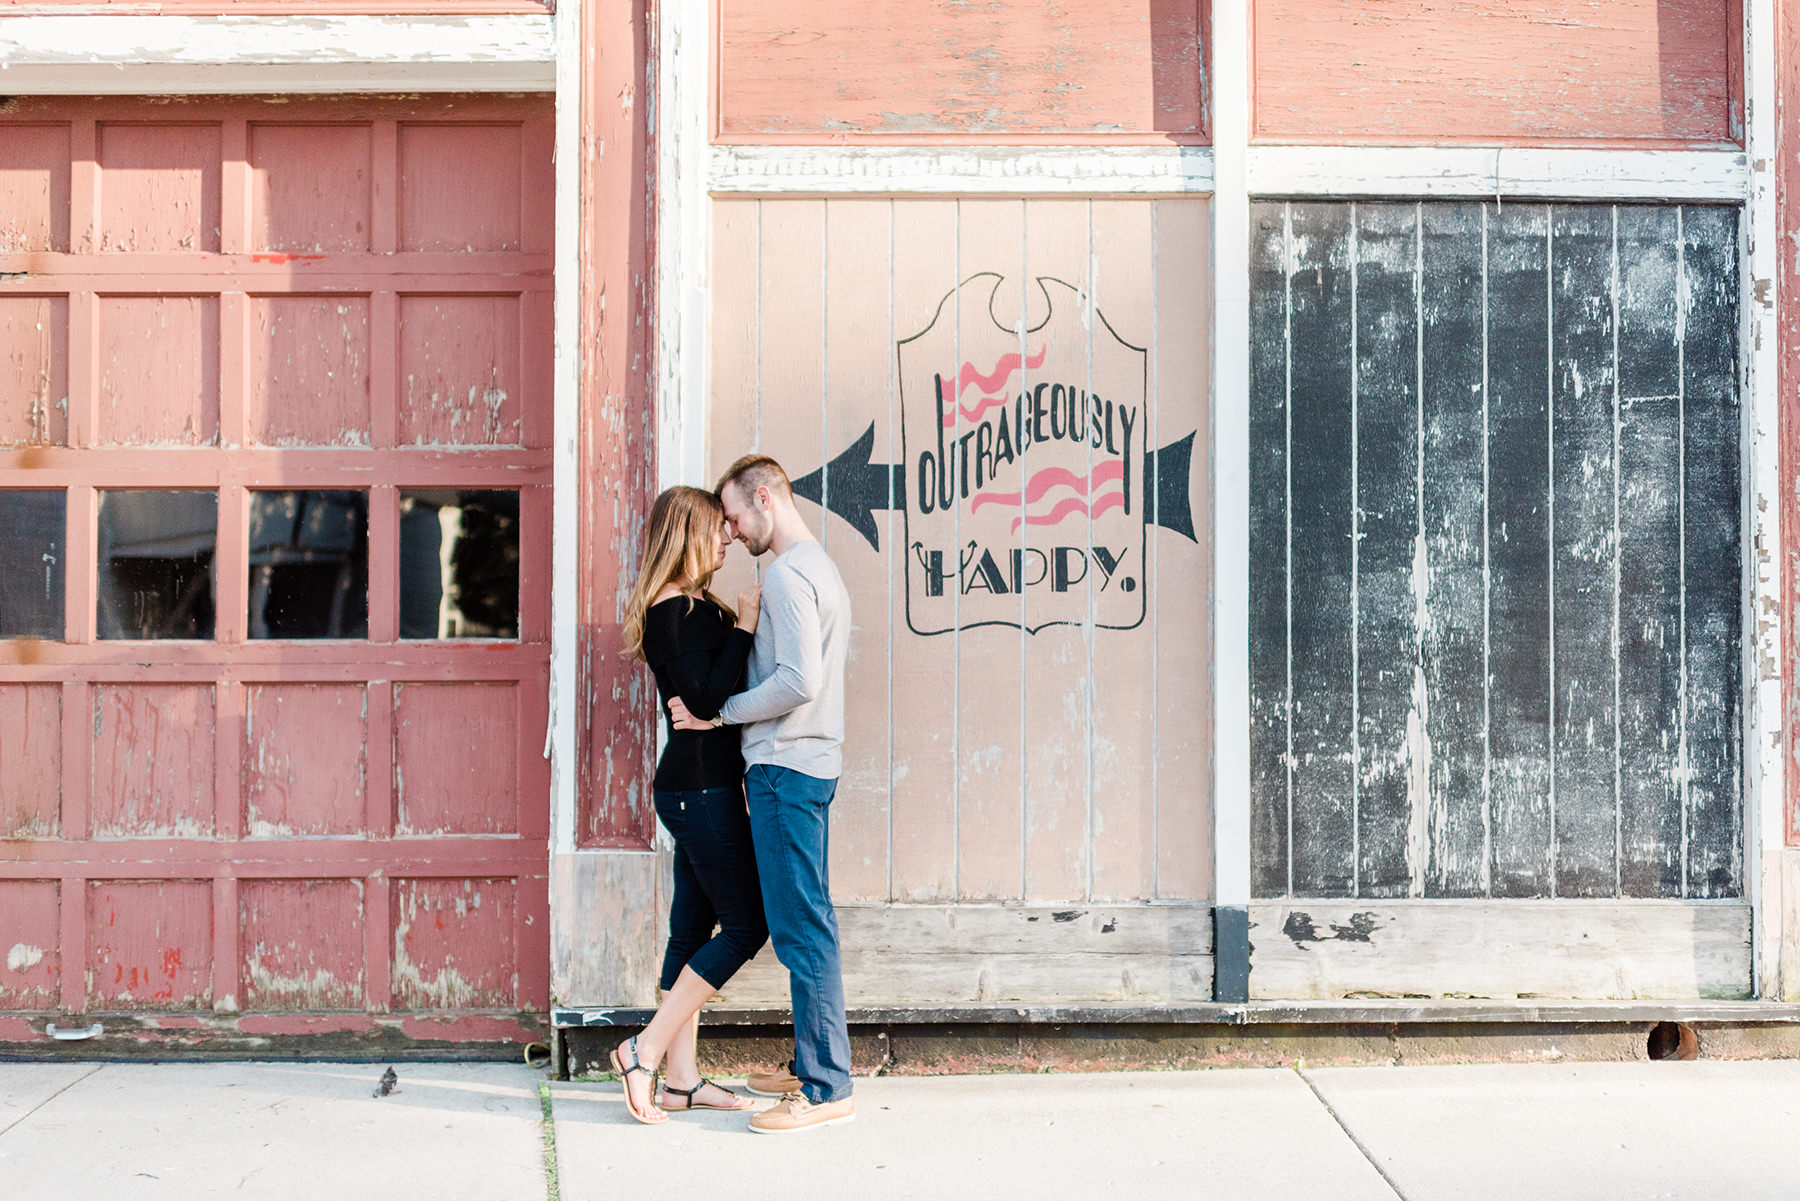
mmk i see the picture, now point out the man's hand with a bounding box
[667,696,712,731]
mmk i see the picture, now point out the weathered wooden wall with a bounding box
[1252,0,1742,145]
[707,198,1213,911]
[716,0,1207,141]
[1249,199,1743,904]
[0,95,553,1038]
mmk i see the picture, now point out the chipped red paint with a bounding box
[247,252,325,265]
[576,0,659,848]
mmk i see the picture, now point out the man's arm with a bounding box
[717,568,823,725]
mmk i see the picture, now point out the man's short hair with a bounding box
[715,454,792,502]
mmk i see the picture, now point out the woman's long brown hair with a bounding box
[622,485,734,661]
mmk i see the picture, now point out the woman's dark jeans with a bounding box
[654,784,769,991]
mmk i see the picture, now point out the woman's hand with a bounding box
[736,583,762,633]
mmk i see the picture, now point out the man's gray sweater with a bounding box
[717,538,850,779]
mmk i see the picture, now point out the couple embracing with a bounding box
[613,455,854,1135]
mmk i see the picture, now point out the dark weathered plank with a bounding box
[1286,203,1357,897]
[1549,204,1619,899]
[1615,204,1685,898]
[1353,202,1422,898]
[1679,204,1742,899]
[1485,203,1555,899]
[1419,202,1490,898]
[1249,201,1293,898]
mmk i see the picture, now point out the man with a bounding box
[667,454,854,1134]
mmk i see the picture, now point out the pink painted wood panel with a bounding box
[239,878,364,1009]
[96,123,222,252]
[242,684,367,837]
[96,294,221,446]
[88,879,212,1009]
[394,682,518,835]
[89,684,216,838]
[396,294,523,446]
[1783,0,1800,850]
[1252,0,1740,145]
[717,0,1207,141]
[0,296,68,447]
[391,877,516,1008]
[0,125,70,252]
[710,198,1214,907]
[0,684,61,837]
[248,123,373,254]
[0,881,60,1007]
[249,295,372,446]
[1150,199,1213,900]
[397,124,523,252]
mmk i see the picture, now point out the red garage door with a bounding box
[0,95,553,1051]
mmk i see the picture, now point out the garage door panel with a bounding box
[248,123,374,255]
[87,879,212,1009]
[397,123,524,253]
[0,296,69,448]
[97,124,222,255]
[249,294,372,447]
[394,682,519,836]
[90,683,217,839]
[97,295,221,447]
[0,683,61,838]
[240,878,365,1010]
[0,881,60,1008]
[391,876,516,1009]
[0,125,71,253]
[243,683,368,838]
[397,294,525,447]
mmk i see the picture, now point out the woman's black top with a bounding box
[643,595,754,792]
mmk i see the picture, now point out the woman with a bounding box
[611,485,767,1124]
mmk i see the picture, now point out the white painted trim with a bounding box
[1247,146,1750,201]
[1211,4,1252,913]
[708,144,1216,195]
[1742,0,1782,1000]
[0,15,554,93]
[547,0,581,855]
[657,0,711,492]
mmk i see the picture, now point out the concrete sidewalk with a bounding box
[2,1059,1796,1201]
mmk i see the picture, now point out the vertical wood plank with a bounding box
[1549,203,1620,898]
[1248,200,1291,898]
[370,120,398,255]
[1286,202,1356,897]
[66,291,98,450]
[1353,201,1423,898]
[1680,204,1743,899]
[219,119,250,257]
[706,200,763,623]
[1090,198,1157,902]
[367,485,399,644]
[1020,198,1093,902]
[363,872,391,1011]
[365,680,395,839]
[1485,203,1554,898]
[954,200,1027,901]
[213,485,248,645]
[68,118,96,257]
[58,875,83,1013]
[822,199,896,903]
[62,486,96,644]
[1615,204,1685,898]
[368,292,398,451]
[58,680,88,842]
[1420,202,1490,897]
[213,679,243,843]
[1152,198,1214,901]
[889,199,961,901]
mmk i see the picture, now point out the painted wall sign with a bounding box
[794,273,1195,636]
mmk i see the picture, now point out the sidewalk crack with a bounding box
[1297,1067,1411,1201]
[0,1064,104,1142]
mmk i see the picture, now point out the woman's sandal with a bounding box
[659,1077,753,1112]
[608,1036,666,1125]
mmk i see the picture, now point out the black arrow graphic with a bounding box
[797,423,1197,550]
[791,422,906,552]
[1143,432,1197,542]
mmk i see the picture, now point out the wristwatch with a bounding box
[709,715,726,729]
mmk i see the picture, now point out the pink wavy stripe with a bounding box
[1007,490,1126,534]
[968,460,1125,514]
[946,345,1047,398]
[942,392,1016,427]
